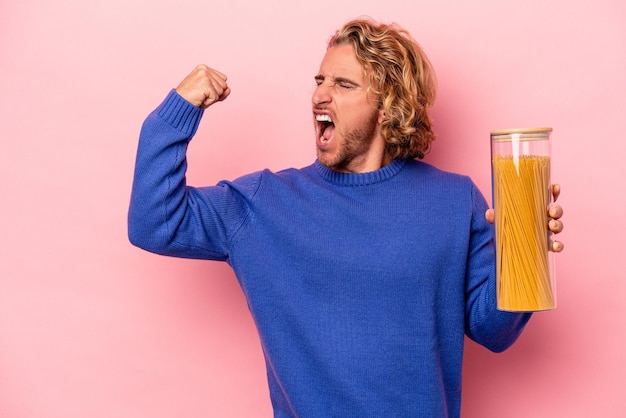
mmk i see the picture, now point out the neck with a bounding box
[332,152,393,173]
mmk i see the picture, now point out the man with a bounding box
[129,18,564,417]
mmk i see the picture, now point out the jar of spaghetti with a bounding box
[491,127,556,312]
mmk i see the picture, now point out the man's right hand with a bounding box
[175,65,231,109]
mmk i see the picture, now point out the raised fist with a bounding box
[175,64,231,109]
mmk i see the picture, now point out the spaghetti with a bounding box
[493,155,555,311]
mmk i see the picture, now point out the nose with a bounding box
[312,82,331,106]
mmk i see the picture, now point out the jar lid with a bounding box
[490,127,552,141]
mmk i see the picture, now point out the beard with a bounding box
[317,111,381,173]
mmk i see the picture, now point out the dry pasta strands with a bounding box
[493,154,555,311]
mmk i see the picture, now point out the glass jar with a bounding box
[491,127,556,311]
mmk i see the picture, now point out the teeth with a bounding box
[316,114,332,123]
[320,135,328,143]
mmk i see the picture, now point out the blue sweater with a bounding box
[128,90,531,417]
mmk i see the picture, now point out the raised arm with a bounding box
[128,65,237,260]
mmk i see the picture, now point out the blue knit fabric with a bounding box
[129,90,531,417]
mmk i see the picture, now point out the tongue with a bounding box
[322,124,335,141]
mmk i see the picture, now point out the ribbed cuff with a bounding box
[156,89,204,137]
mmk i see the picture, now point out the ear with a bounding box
[377,108,385,125]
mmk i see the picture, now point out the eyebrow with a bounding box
[314,74,361,88]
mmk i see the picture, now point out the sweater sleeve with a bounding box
[464,183,532,352]
[127,90,254,261]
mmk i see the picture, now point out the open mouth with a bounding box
[316,114,335,144]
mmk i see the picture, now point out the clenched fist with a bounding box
[175,64,231,109]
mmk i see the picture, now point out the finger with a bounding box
[548,204,563,220]
[202,91,221,108]
[194,64,227,82]
[209,78,225,98]
[551,240,564,252]
[548,219,563,233]
[201,97,214,108]
[551,184,561,202]
[211,75,230,96]
[218,86,231,102]
[484,209,494,224]
[211,68,228,82]
[210,78,231,103]
[201,79,228,108]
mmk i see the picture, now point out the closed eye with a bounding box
[314,75,360,89]
[334,77,359,89]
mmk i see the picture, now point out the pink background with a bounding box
[2,0,625,416]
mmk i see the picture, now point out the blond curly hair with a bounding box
[328,19,437,159]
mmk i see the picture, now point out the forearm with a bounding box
[466,275,532,352]
[128,90,204,256]
[464,183,532,352]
